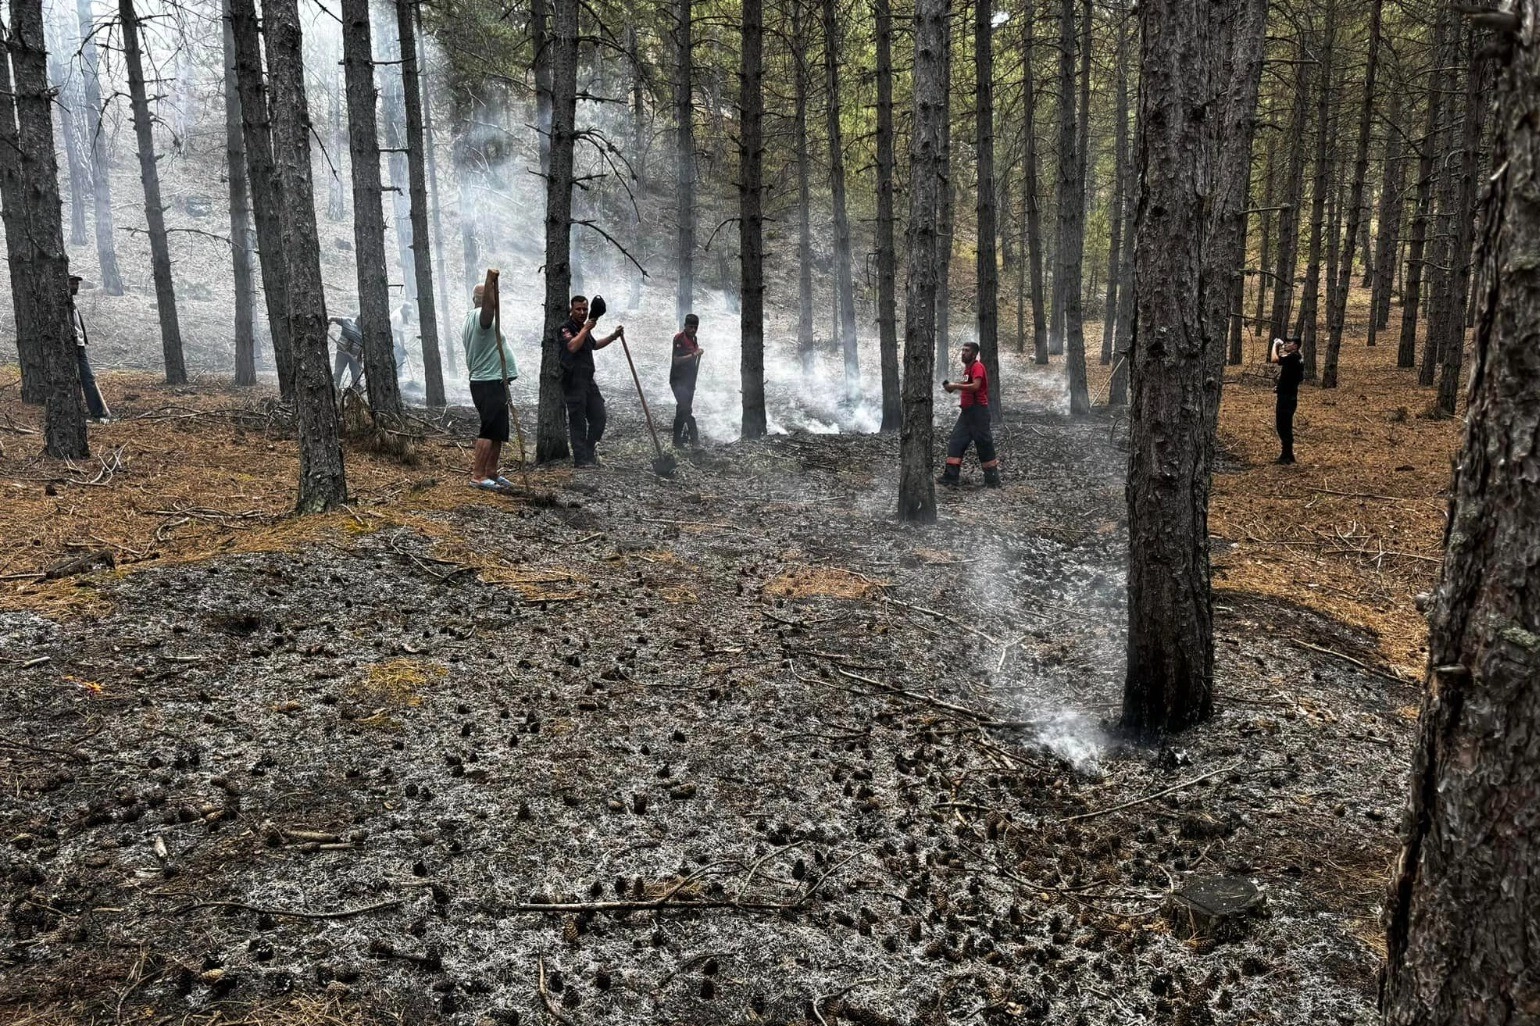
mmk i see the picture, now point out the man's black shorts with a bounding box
[470,380,510,442]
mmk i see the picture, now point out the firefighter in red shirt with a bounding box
[940,341,1001,488]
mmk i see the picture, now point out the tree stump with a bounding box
[1164,875,1265,942]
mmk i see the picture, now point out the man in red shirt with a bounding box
[670,313,702,447]
[941,341,1001,488]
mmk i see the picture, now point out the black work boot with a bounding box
[938,466,961,488]
[983,467,1002,488]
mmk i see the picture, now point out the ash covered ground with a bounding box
[0,374,1416,1026]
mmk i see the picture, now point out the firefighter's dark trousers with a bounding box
[563,374,606,466]
[943,406,1000,485]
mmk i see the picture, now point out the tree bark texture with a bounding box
[1122,0,1261,737]
[328,65,347,222]
[536,0,579,464]
[738,0,765,439]
[376,8,416,308]
[1399,10,1450,372]
[74,0,121,296]
[1102,0,1130,364]
[6,0,86,456]
[793,0,815,371]
[418,7,456,378]
[265,0,347,511]
[674,0,694,325]
[1421,26,1464,390]
[397,0,445,406]
[875,0,900,431]
[47,50,88,249]
[823,0,860,400]
[1321,0,1383,388]
[222,0,257,387]
[1435,31,1486,418]
[1023,2,1048,365]
[975,0,1000,416]
[1269,40,1312,343]
[1370,87,1406,340]
[1294,14,1335,381]
[230,0,295,397]
[0,14,44,404]
[898,0,948,524]
[120,0,187,386]
[341,0,403,422]
[1381,6,1540,1016]
[1050,0,1075,356]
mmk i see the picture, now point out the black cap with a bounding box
[684,313,699,327]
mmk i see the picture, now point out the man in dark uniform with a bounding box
[328,315,365,390]
[670,313,702,448]
[68,276,110,422]
[940,341,1000,488]
[1270,336,1303,464]
[558,295,624,468]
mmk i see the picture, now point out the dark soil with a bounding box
[0,399,1413,1025]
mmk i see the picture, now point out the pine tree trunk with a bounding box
[341,0,403,423]
[1023,2,1048,365]
[1050,0,1074,357]
[264,0,347,511]
[418,8,456,379]
[396,0,444,406]
[536,0,578,464]
[674,0,694,324]
[327,64,347,221]
[0,16,44,404]
[48,51,89,249]
[1369,87,1406,341]
[1323,148,1344,362]
[1321,0,1383,388]
[5,0,86,455]
[1254,142,1273,339]
[1123,0,1264,737]
[823,0,860,400]
[739,0,765,438]
[1102,0,1129,363]
[222,0,257,387]
[1435,29,1485,417]
[898,0,949,524]
[229,0,295,397]
[120,0,187,385]
[1294,16,1335,380]
[793,0,815,370]
[376,9,416,310]
[975,0,1000,416]
[1061,0,1091,414]
[1269,39,1312,342]
[1421,28,1463,391]
[1109,165,1134,407]
[626,24,647,311]
[875,0,900,431]
[1398,11,1449,372]
[1382,10,1540,1013]
[935,63,954,384]
[75,0,121,296]
[454,127,479,299]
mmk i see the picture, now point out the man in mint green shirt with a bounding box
[464,270,516,488]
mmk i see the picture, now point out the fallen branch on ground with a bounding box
[1056,762,1243,824]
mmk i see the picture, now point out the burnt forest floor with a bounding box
[0,359,1433,1026]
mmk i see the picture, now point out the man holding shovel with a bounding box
[463,269,518,489]
[558,295,623,468]
[670,313,702,448]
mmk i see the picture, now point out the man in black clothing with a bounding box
[68,276,110,422]
[328,315,365,390]
[558,295,624,467]
[1271,336,1304,465]
[670,313,702,447]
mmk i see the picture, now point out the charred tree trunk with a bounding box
[341,0,403,422]
[1369,87,1406,341]
[265,0,347,511]
[536,0,578,464]
[1421,26,1463,391]
[5,0,85,454]
[222,0,257,387]
[1435,30,1485,418]
[0,15,44,404]
[1294,16,1335,381]
[823,0,860,400]
[230,0,295,397]
[1381,11,1540,1015]
[898,0,948,524]
[75,0,121,296]
[739,0,765,438]
[1050,0,1075,356]
[48,51,88,249]
[1321,0,1383,388]
[975,0,1000,415]
[935,60,954,384]
[1109,164,1134,407]
[376,9,416,310]
[674,0,694,324]
[875,0,900,431]
[1102,0,1129,363]
[793,0,815,370]
[397,0,445,406]
[1398,11,1450,372]
[1061,0,1090,414]
[1123,0,1264,737]
[418,7,456,379]
[1269,39,1312,343]
[120,0,187,385]
[1023,2,1048,365]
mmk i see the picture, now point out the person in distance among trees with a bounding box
[1270,336,1303,465]
[670,313,702,448]
[463,269,517,490]
[68,276,111,423]
[327,315,365,391]
[940,341,1001,488]
[558,295,624,468]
